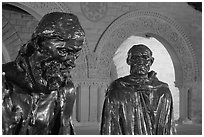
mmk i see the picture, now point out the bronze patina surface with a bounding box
[100,44,176,135]
[2,12,85,135]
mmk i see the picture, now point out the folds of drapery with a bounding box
[100,79,176,135]
[2,81,76,135]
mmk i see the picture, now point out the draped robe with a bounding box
[2,62,75,135]
[100,71,176,135]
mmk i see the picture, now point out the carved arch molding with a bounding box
[2,14,22,63]
[6,2,90,80]
[95,10,198,88]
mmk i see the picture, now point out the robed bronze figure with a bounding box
[100,44,176,135]
[2,12,85,135]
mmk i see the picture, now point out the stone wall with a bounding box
[2,9,38,61]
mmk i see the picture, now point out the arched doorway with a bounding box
[95,10,198,123]
[112,35,179,120]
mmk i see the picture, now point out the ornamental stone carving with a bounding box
[128,20,140,30]
[95,10,198,86]
[138,17,154,29]
[80,2,108,22]
[176,40,187,56]
[122,21,136,34]
[86,53,98,78]
[157,23,169,34]
[21,2,72,16]
[110,28,128,40]
[86,53,97,69]
[169,32,179,42]
[183,62,194,83]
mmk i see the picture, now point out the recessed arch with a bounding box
[95,10,198,121]
[6,2,72,21]
[95,10,198,88]
[112,35,180,119]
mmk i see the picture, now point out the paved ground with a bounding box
[75,123,202,135]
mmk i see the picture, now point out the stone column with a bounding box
[76,83,90,123]
[89,84,98,122]
[177,85,192,124]
[190,81,202,123]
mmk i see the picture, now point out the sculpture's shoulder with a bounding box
[59,80,76,96]
[152,77,172,99]
[148,71,169,89]
[3,62,32,95]
[3,62,26,85]
[105,76,134,101]
[2,62,17,95]
[3,62,18,77]
[153,78,168,88]
[108,75,132,90]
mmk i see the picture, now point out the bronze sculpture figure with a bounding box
[2,12,85,135]
[100,44,176,135]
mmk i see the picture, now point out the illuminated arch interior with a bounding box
[113,35,179,119]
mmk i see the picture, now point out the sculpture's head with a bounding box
[32,12,85,69]
[17,12,85,92]
[127,44,154,77]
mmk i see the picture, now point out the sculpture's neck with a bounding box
[128,70,157,85]
[130,74,148,80]
[125,71,158,91]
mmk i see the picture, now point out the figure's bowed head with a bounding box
[127,44,154,77]
[31,12,85,70]
[16,12,85,93]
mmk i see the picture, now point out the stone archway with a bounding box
[6,2,71,20]
[2,42,11,63]
[2,14,23,62]
[95,10,198,122]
